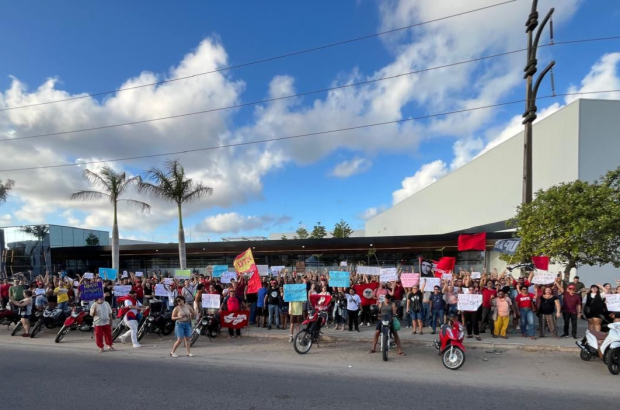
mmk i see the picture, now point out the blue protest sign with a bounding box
[284,284,307,302]
[212,265,228,278]
[99,268,118,280]
[80,282,103,301]
[329,271,350,288]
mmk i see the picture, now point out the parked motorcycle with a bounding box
[434,320,466,370]
[294,295,332,355]
[112,306,150,342]
[55,305,94,343]
[30,306,67,338]
[377,315,397,362]
[190,310,221,346]
[0,307,21,334]
[137,301,173,341]
[576,322,620,375]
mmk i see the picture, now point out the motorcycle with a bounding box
[137,301,173,341]
[576,322,620,375]
[294,294,332,355]
[55,305,94,343]
[369,304,379,323]
[112,305,150,342]
[190,310,221,346]
[1,307,21,334]
[30,305,68,338]
[377,315,398,362]
[434,320,466,370]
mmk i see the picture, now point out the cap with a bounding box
[567,284,576,290]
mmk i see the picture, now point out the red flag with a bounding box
[246,267,261,294]
[353,282,379,306]
[220,310,250,329]
[532,256,549,271]
[433,257,456,278]
[458,233,487,251]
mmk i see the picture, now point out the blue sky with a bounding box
[1,0,620,242]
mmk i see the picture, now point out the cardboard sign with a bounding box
[163,278,173,285]
[401,273,420,288]
[356,266,381,276]
[221,272,237,284]
[441,273,453,282]
[605,294,620,311]
[201,294,221,309]
[220,310,249,329]
[212,265,228,278]
[80,282,103,301]
[135,272,143,277]
[471,272,481,279]
[154,284,168,297]
[422,278,441,291]
[257,265,269,276]
[83,272,94,279]
[457,294,482,311]
[532,271,555,284]
[340,261,347,267]
[329,271,350,287]
[113,285,131,297]
[175,269,191,279]
[284,284,308,302]
[380,268,398,283]
[99,268,117,281]
[271,266,285,277]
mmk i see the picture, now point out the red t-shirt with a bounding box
[132,284,144,299]
[515,293,535,309]
[562,292,582,314]
[482,288,497,308]
[0,284,10,298]
[512,279,531,287]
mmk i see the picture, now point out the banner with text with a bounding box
[532,271,555,284]
[113,285,131,297]
[422,278,441,291]
[220,310,250,329]
[201,294,221,309]
[284,284,307,302]
[380,268,398,283]
[356,266,381,276]
[458,294,483,311]
[605,294,620,312]
[175,269,191,280]
[154,284,168,297]
[80,282,103,301]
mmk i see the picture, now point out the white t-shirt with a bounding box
[90,301,112,326]
[124,299,142,320]
[346,294,361,311]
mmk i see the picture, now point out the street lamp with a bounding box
[522,0,555,204]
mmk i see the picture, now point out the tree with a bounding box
[70,166,150,270]
[280,235,288,240]
[0,179,15,205]
[85,233,100,246]
[310,223,327,239]
[331,219,353,238]
[295,226,309,239]
[507,167,620,276]
[139,160,212,269]
[20,225,49,274]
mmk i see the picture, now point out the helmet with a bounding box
[369,304,379,315]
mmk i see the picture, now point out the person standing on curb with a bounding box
[557,282,582,339]
[492,290,516,339]
[346,288,361,332]
[119,290,147,348]
[170,296,195,357]
[515,286,537,340]
[90,297,115,353]
[265,280,281,330]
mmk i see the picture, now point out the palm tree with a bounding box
[70,166,150,270]
[20,225,50,274]
[0,179,15,205]
[139,160,212,269]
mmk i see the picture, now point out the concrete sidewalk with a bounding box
[243,321,582,353]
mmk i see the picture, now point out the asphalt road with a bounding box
[1,330,619,410]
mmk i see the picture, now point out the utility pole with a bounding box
[522,0,555,204]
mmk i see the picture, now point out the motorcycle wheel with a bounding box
[161,322,174,336]
[11,322,23,336]
[580,349,593,361]
[30,321,44,338]
[44,322,56,330]
[137,323,147,341]
[293,329,313,354]
[190,328,200,347]
[606,347,620,375]
[442,346,466,370]
[208,322,221,339]
[382,333,389,362]
[111,324,124,342]
[55,326,70,343]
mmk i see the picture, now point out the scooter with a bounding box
[576,322,620,375]
[378,315,397,362]
[55,305,94,343]
[434,320,466,370]
[294,294,332,355]
[190,310,221,346]
[30,305,68,338]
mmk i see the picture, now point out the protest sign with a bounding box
[422,278,441,291]
[471,272,481,279]
[340,261,347,267]
[73,281,80,287]
[605,294,620,312]
[201,294,221,309]
[257,265,269,276]
[80,282,103,301]
[175,269,191,279]
[401,273,420,288]
[99,268,117,281]
[135,272,143,277]
[163,278,173,285]
[271,266,285,277]
[532,271,555,284]
[220,310,249,329]
[83,272,94,279]
[329,271,350,287]
[284,284,307,302]
[356,266,380,276]
[221,272,237,284]
[458,294,483,311]
[212,265,228,278]
[154,284,168,297]
[113,285,131,297]
[122,271,128,278]
[461,288,470,294]
[441,273,453,282]
[380,268,398,283]
[295,261,306,274]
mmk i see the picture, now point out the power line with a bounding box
[1,89,618,173]
[0,0,518,112]
[2,35,619,145]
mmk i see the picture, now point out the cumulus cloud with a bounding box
[331,157,372,178]
[195,213,291,234]
[566,52,620,104]
[358,206,387,221]
[392,160,447,205]
[0,214,11,225]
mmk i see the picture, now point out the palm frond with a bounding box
[137,181,170,201]
[0,178,15,204]
[118,199,151,214]
[83,168,112,192]
[69,190,111,202]
[118,174,142,197]
[183,183,213,204]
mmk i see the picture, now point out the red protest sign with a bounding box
[220,310,250,329]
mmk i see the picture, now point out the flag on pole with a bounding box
[432,257,456,278]
[234,248,261,294]
[457,233,487,251]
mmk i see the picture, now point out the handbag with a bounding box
[392,317,401,331]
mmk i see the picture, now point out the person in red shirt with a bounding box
[132,280,144,303]
[1,279,11,309]
[515,286,537,339]
[480,281,497,334]
[558,283,582,338]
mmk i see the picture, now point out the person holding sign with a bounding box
[118,290,148,348]
[345,288,361,332]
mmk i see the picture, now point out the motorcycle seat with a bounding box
[590,330,607,342]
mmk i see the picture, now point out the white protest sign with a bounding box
[441,273,453,282]
[257,265,269,277]
[221,272,237,284]
[461,288,470,294]
[422,278,441,291]
[605,294,620,311]
[136,272,143,277]
[83,272,94,279]
[401,273,420,288]
[356,266,381,276]
[114,285,131,297]
[163,278,173,285]
[380,268,398,283]
[122,271,128,278]
[201,294,221,309]
[458,294,482,311]
[154,284,168,297]
[471,272,481,279]
[271,266,285,277]
[532,270,555,284]
[340,261,347,267]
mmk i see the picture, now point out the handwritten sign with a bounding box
[80,282,103,301]
[257,265,269,276]
[380,268,398,283]
[471,272,481,279]
[135,272,143,277]
[329,271,350,287]
[441,273,453,282]
[605,294,620,311]
[83,272,94,279]
[221,272,237,284]
[212,265,228,278]
[175,269,191,279]
[340,261,347,267]
[422,278,441,291]
[113,285,131,297]
[356,266,380,276]
[163,278,173,285]
[154,284,168,297]
[201,294,221,309]
[401,273,420,288]
[122,271,128,278]
[458,294,482,311]
[284,284,308,302]
[99,268,117,281]
[532,271,555,284]
[271,266,285,277]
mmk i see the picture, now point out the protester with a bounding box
[53,278,71,310]
[278,287,288,330]
[11,290,33,337]
[429,285,445,334]
[479,279,497,334]
[289,299,303,342]
[462,283,481,340]
[346,288,361,332]
[119,290,147,348]
[170,296,195,357]
[221,287,245,339]
[537,287,561,338]
[333,291,347,331]
[492,290,516,339]
[406,285,424,335]
[90,297,114,353]
[256,282,268,328]
[369,294,405,356]
[558,282,582,338]
[583,285,606,332]
[265,281,281,330]
[9,278,24,304]
[515,286,537,340]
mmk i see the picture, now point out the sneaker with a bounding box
[288,336,293,343]
[132,343,142,348]
[120,336,127,344]
[366,323,370,327]
[561,334,570,338]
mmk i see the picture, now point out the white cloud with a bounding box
[0,214,11,226]
[331,157,372,178]
[358,206,387,221]
[392,160,447,205]
[566,52,620,104]
[195,212,291,234]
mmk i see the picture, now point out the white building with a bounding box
[366,99,620,284]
